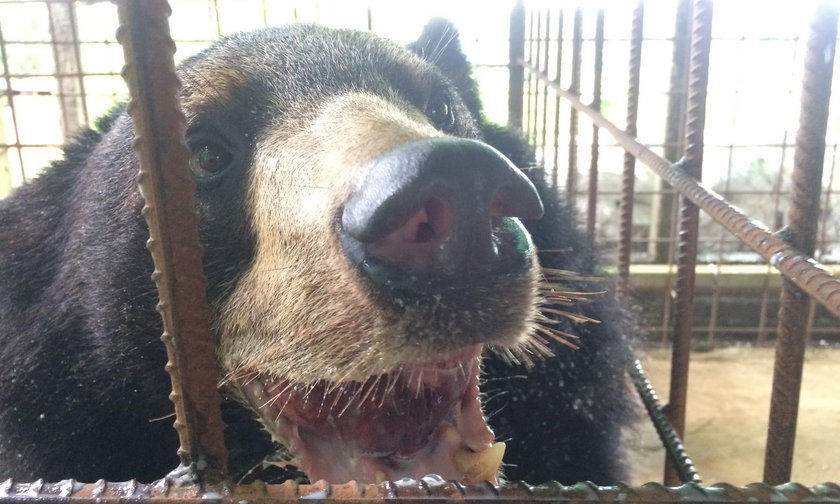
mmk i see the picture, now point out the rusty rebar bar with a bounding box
[115,0,228,484]
[567,8,582,200]
[1,478,839,503]
[629,360,701,484]
[520,62,840,320]
[508,1,525,131]
[764,1,838,485]
[664,0,713,486]
[616,1,644,299]
[523,61,840,319]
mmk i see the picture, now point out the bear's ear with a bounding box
[408,18,482,119]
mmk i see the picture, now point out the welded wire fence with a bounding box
[512,0,839,486]
[514,0,840,344]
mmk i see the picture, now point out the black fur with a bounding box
[0,22,632,484]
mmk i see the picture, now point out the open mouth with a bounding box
[237,344,506,484]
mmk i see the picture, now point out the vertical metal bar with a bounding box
[550,10,564,192]
[539,9,551,168]
[531,10,542,147]
[664,0,713,486]
[586,8,604,236]
[760,132,793,344]
[116,0,228,484]
[508,1,525,131]
[567,8,582,201]
[817,145,838,260]
[0,24,26,182]
[617,0,644,298]
[764,1,837,484]
[47,0,86,139]
[212,0,222,35]
[525,10,534,140]
[66,0,89,127]
[652,0,692,261]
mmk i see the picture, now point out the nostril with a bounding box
[420,197,449,242]
[366,197,452,267]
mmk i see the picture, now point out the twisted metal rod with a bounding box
[519,60,840,320]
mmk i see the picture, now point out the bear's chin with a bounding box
[236,344,507,484]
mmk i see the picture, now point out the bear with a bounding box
[0,20,634,485]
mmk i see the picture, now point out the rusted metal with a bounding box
[764,1,838,485]
[665,0,713,486]
[567,8,582,201]
[520,62,840,320]
[1,478,839,503]
[585,8,604,236]
[629,360,701,484]
[654,0,693,263]
[508,1,525,132]
[616,0,644,299]
[115,0,228,483]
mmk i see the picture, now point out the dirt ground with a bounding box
[624,346,840,486]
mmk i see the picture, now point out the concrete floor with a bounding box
[625,346,840,486]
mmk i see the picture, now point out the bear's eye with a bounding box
[189,141,233,179]
[426,92,455,132]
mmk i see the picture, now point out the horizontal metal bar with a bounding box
[520,59,840,319]
[1,478,839,502]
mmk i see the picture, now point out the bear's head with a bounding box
[170,23,548,484]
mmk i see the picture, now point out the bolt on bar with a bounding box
[115,0,228,484]
[665,0,713,487]
[616,0,644,299]
[764,1,838,485]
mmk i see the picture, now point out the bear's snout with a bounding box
[341,138,544,279]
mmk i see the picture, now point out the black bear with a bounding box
[0,21,633,485]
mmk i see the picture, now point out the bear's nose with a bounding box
[341,138,543,276]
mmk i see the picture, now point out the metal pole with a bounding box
[617,1,644,298]
[116,0,229,484]
[508,1,526,132]
[664,0,713,486]
[764,1,838,484]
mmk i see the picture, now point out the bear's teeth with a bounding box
[454,441,506,483]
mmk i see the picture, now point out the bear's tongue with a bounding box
[240,346,505,484]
